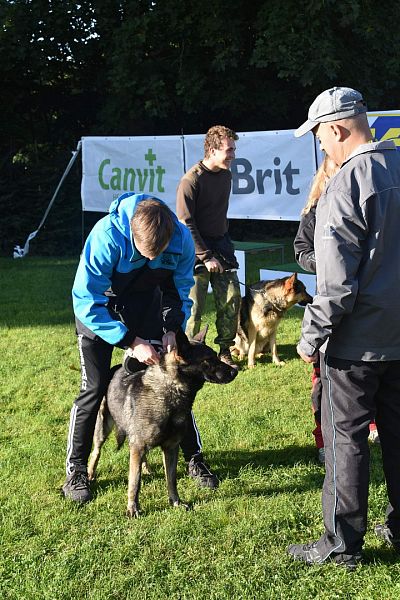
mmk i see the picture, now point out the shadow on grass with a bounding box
[88,445,326,503]
[88,440,385,492]
[234,342,300,368]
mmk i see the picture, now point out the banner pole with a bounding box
[13,140,82,258]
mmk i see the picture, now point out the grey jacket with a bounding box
[299,140,400,361]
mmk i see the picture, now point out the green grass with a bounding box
[1,256,399,600]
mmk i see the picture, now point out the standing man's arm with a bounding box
[176,176,223,273]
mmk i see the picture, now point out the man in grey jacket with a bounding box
[288,87,400,568]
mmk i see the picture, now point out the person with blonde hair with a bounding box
[294,155,338,463]
[295,155,379,464]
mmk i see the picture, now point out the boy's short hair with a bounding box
[131,199,174,257]
[204,125,238,158]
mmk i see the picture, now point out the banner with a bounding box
[368,111,400,146]
[81,136,184,213]
[80,112,400,219]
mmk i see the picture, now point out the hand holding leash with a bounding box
[129,336,160,365]
[204,257,224,273]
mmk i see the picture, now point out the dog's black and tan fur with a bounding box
[231,273,312,368]
[87,327,237,517]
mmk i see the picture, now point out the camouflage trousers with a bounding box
[185,269,241,351]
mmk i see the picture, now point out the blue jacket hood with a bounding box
[108,192,183,258]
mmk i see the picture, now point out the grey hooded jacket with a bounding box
[299,140,400,361]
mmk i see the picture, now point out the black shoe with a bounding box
[187,454,219,489]
[62,469,92,504]
[218,349,238,370]
[375,524,400,553]
[287,541,362,570]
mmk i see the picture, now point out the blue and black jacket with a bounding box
[72,193,195,347]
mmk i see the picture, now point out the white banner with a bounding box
[80,113,400,219]
[81,136,184,213]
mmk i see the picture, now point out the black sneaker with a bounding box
[187,454,219,489]
[375,524,400,553]
[288,541,362,570]
[62,469,92,504]
[218,349,238,370]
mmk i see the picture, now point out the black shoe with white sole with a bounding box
[287,541,362,570]
[187,454,219,489]
[62,469,92,504]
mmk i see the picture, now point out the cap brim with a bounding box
[294,119,318,138]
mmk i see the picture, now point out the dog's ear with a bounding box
[175,327,192,356]
[192,324,208,344]
[284,273,297,289]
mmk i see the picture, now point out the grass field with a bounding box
[1,256,399,600]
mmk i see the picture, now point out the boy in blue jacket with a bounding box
[63,193,219,503]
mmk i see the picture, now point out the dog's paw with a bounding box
[273,359,285,367]
[171,500,191,511]
[247,363,256,369]
[126,506,142,518]
[170,497,192,510]
[141,460,152,476]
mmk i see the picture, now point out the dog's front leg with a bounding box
[127,446,144,518]
[247,323,258,368]
[270,330,285,366]
[162,445,189,510]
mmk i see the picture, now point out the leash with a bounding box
[236,279,285,315]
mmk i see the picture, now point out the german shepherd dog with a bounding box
[87,328,237,517]
[231,273,312,368]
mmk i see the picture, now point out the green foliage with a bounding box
[1,1,400,257]
[252,0,400,107]
[1,256,400,599]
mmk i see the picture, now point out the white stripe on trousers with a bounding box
[65,404,78,475]
[189,410,202,454]
[324,357,345,557]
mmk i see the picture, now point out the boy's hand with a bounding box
[130,336,160,365]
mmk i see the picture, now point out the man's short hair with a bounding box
[204,125,238,158]
[131,198,174,257]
